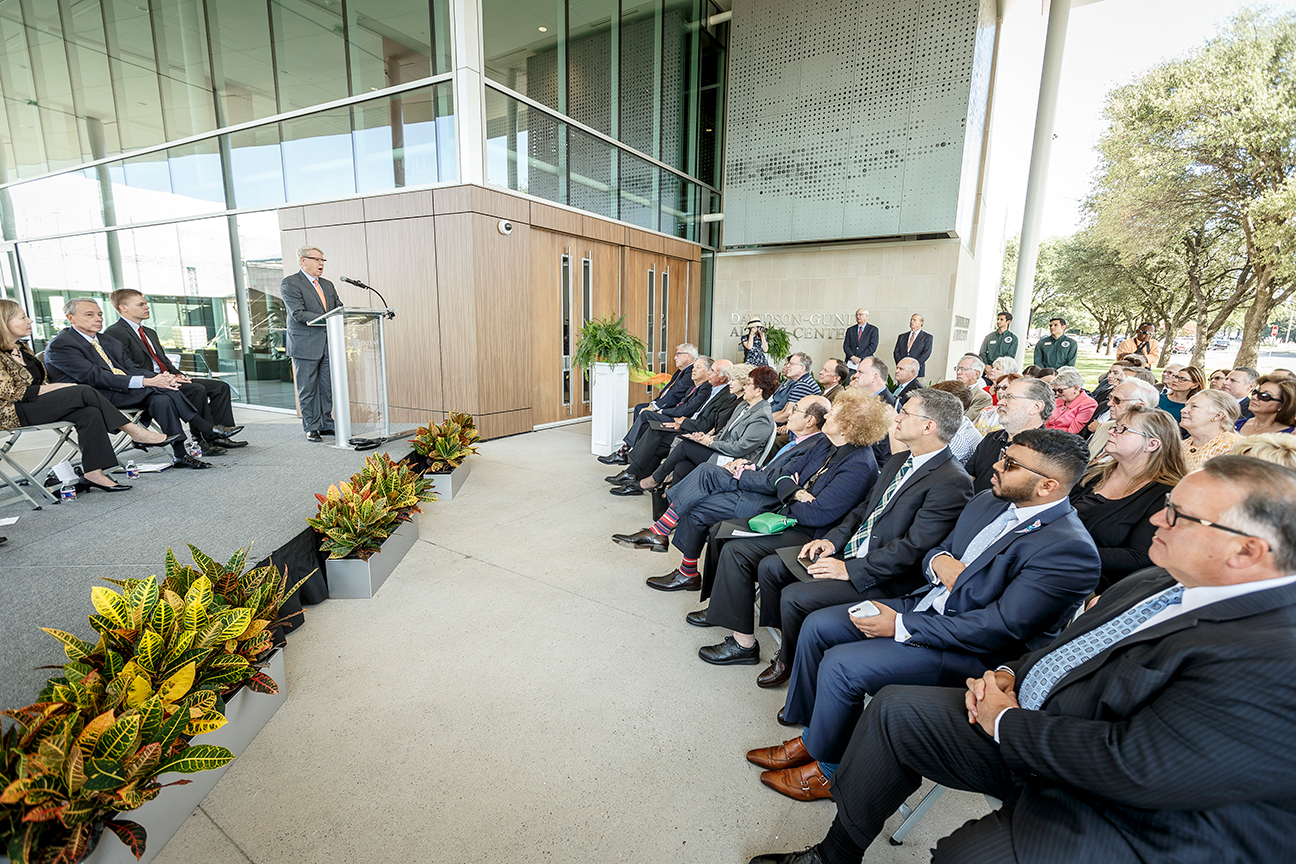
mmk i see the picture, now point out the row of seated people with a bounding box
[0,294,247,494]
[597,373,1296,863]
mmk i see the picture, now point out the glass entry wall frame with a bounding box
[644,265,656,394]
[581,255,592,403]
[561,253,573,407]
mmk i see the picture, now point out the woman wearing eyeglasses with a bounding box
[1157,364,1205,423]
[1208,369,1230,389]
[1070,405,1186,593]
[974,373,1020,434]
[1179,390,1241,471]
[1235,374,1296,436]
[1043,369,1097,434]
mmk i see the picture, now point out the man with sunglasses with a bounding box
[751,429,1098,801]
[281,246,343,442]
[1087,378,1160,459]
[1116,322,1162,366]
[748,456,1296,864]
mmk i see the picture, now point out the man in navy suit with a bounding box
[750,429,1098,801]
[841,309,878,371]
[599,342,699,464]
[281,246,343,441]
[748,456,1296,864]
[892,314,933,378]
[44,298,212,469]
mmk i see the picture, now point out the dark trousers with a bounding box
[178,378,234,430]
[665,463,775,558]
[292,354,333,432]
[101,385,197,446]
[829,685,1021,861]
[621,409,670,449]
[756,557,894,665]
[652,437,716,485]
[703,530,813,633]
[15,385,131,473]
[626,427,677,478]
[786,604,990,763]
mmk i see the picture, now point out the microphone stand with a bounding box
[340,277,395,319]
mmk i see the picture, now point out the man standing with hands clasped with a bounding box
[281,246,342,442]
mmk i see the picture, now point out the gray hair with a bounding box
[1201,456,1296,572]
[1231,366,1259,385]
[677,343,699,360]
[959,354,985,373]
[1052,369,1086,390]
[65,297,100,315]
[864,355,890,380]
[790,351,813,370]
[1117,378,1161,407]
[296,245,322,260]
[991,356,1020,375]
[695,355,714,370]
[910,389,964,444]
[1190,389,1241,427]
[1018,377,1056,421]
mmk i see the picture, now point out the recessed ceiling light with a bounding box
[538,26,547,31]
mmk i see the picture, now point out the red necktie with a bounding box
[138,327,165,372]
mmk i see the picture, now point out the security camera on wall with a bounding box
[498,219,513,235]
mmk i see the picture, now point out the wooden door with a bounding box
[621,247,662,409]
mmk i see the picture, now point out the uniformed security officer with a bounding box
[979,311,1019,364]
[1033,317,1079,368]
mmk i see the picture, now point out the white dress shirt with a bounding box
[852,447,947,558]
[76,328,145,389]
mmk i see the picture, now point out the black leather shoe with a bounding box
[320,428,335,436]
[131,433,182,451]
[77,479,132,492]
[609,482,644,496]
[171,453,212,469]
[213,424,244,437]
[699,636,760,665]
[597,449,629,465]
[306,431,323,442]
[612,529,668,552]
[605,470,635,484]
[208,435,248,448]
[646,569,701,591]
[749,845,827,864]
[0,537,7,546]
[686,608,717,627]
[777,707,799,728]
[197,441,227,456]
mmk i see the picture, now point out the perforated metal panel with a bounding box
[725,0,994,246]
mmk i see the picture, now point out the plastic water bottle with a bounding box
[125,460,139,479]
[186,439,202,459]
[59,481,76,502]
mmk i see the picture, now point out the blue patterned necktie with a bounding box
[1017,585,1185,710]
[843,456,913,557]
[960,506,1018,566]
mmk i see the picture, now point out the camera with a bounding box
[497,219,514,235]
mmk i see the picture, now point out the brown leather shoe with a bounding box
[646,569,701,591]
[776,707,799,727]
[760,761,832,801]
[757,657,790,688]
[612,528,668,552]
[747,736,813,770]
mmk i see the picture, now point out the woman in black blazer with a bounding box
[1,300,175,491]
[1070,405,1187,592]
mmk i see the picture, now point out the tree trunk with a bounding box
[1235,271,1296,369]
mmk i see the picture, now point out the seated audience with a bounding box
[1087,377,1160,459]
[1128,366,1157,386]
[770,353,820,432]
[986,355,1019,386]
[698,390,972,687]
[817,359,850,403]
[889,358,921,405]
[1158,364,1204,423]
[1087,360,1130,427]
[749,456,1296,864]
[849,357,897,468]
[1044,368,1097,433]
[601,343,699,464]
[1115,322,1162,365]
[601,356,713,463]
[1231,432,1296,469]
[952,354,992,419]
[1021,364,1043,377]
[1222,365,1258,420]
[974,373,1019,435]
[43,298,217,469]
[1,299,175,491]
[1035,366,1058,383]
[1180,389,1241,471]
[103,289,246,453]
[967,377,1053,493]
[1208,368,1229,389]
[753,429,1099,801]
[609,361,738,484]
[1074,405,1186,593]
[891,381,981,468]
[1236,374,1296,436]
[614,365,777,495]
[1158,361,1185,394]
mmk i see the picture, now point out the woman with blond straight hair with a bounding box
[1070,405,1186,592]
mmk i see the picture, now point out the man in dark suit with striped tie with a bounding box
[748,455,1296,864]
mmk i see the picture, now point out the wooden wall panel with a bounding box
[583,214,628,247]
[472,213,532,414]
[303,225,370,307]
[303,199,365,227]
[529,202,584,236]
[476,408,533,439]
[621,247,660,408]
[433,213,481,414]
[364,217,443,416]
[529,230,565,426]
[363,191,435,222]
[471,187,531,223]
[433,186,473,214]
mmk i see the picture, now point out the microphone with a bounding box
[340,277,395,318]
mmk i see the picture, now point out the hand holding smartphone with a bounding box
[848,600,880,618]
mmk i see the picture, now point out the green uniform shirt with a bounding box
[979,330,1019,364]
[1033,335,1078,369]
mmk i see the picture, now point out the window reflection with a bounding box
[271,0,350,111]
[281,107,357,201]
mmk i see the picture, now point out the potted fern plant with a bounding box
[308,454,435,598]
[572,316,648,456]
[405,412,479,500]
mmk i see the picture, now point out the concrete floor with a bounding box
[47,418,990,863]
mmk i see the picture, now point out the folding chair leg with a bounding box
[889,784,948,845]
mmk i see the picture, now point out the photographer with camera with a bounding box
[742,318,770,367]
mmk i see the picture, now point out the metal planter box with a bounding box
[425,457,470,501]
[323,512,419,598]
[82,648,289,864]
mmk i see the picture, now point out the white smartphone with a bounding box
[848,600,880,618]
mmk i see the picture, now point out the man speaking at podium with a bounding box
[281,246,342,442]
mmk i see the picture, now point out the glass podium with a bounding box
[308,307,411,449]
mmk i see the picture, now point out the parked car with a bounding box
[1171,339,1193,355]
[1211,335,1231,350]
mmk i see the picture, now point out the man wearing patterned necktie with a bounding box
[750,429,1099,802]
[747,455,1296,864]
[281,246,342,442]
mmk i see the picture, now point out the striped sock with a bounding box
[679,557,699,578]
[650,506,679,535]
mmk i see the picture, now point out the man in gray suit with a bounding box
[281,246,342,441]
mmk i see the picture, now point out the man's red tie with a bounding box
[139,327,165,373]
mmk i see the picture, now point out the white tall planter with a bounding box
[590,362,630,456]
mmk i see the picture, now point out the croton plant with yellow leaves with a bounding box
[1,546,307,863]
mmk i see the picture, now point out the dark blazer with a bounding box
[662,381,711,420]
[280,270,342,360]
[650,366,693,411]
[892,330,933,377]
[44,327,150,391]
[1238,395,1254,422]
[843,322,879,362]
[102,319,181,376]
[999,568,1296,864]
[891,378,921,405]
[820,449,974,594]
[681,389,739,435]
[968,428,1009,494]
[905,491,1100,665]
[868,387,899,468]
[1069,479,1171,593]
[735,439,879,536]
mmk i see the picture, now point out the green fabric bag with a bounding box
[748,512,798,534]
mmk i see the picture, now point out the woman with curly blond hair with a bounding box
[1230,432,1296,470]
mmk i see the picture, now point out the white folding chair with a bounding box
[0,423,77,509]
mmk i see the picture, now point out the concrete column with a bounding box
[1009,0,1071,363]
[450,0,485,185]
[86,117,124,291]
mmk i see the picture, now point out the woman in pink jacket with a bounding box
[1045,368,1098,434]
